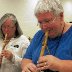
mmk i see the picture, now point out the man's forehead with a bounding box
[37,12,55,19]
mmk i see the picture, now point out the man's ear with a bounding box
[60,12,64,20]
[60,12,63,17]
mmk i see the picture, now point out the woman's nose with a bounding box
[4,28,9,32]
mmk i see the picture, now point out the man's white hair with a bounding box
[34,0,64,16]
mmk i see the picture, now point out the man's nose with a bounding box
[42,24,48,29]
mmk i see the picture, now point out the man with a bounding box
[21,0,72,72]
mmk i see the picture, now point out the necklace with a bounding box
[43,23,65,72]
[46,22,65,55]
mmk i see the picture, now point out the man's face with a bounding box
[36,12,64,38]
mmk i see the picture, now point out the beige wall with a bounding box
[0,0,39,38]
[0,0,72,38]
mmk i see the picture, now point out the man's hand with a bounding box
[37,55,61,71]
[22,63,39,72]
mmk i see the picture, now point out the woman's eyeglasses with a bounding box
[2,25,15,29]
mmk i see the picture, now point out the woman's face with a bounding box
[36,12,64,38]
[1,18,16,39]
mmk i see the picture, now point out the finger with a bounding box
[3,50,9,55]
[2,50,6,52]
[38,56,47,63]
[1,52,5,56]
[37,62,46,67]
[4,54,10,59]
[2,50,6,54]
[0,54,3,57]
[3,50,9,56]
[25,67,31,72]
[37,65,49,71]
[37,61,49,69]
[29,64,37,72]
[4,54,8,58]
[22,70,25,72]
[37,61,49,71]
[0,56,2,59]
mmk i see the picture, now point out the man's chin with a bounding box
[48,34,57,39]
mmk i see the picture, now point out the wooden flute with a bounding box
[40,31,48,56]
[2,34,8,50]
[0,34,8,66]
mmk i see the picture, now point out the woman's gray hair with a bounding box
[34,0,64,16]
[0,13,23,38]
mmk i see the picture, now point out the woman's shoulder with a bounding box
[20,35,28,39]
[17,35,29,42]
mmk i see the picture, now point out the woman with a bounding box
[21,0,72,72]
[0,13,30,72]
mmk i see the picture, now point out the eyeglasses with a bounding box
[38,17,56,25]
[2,25,15,29]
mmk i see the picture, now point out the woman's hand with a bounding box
[37,55,61,71]
[22,63,39,72]
[1,50,13,61]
